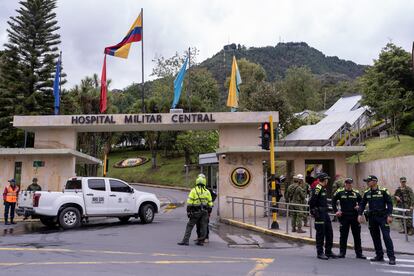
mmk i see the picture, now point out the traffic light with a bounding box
[260,122,271,150]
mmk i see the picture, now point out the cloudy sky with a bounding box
[0,0,413,89]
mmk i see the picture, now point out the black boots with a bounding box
[370,256,385,262]
[317,254,329,260]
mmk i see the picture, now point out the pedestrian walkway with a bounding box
[222,214,414,255]
[372,258,414,275]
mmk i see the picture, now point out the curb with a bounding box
[130,183,191,192]
[220,218,414,256]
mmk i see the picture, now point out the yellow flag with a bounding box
[226,56,242,110]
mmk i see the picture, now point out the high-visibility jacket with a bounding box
[187,185,213,208]
[4,185,19,203]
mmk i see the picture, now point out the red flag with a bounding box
[100,55,107,113]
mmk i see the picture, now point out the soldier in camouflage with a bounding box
[394,176,414,235]
[285,174,307,233]
[332,175,344,197]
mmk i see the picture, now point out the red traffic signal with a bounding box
[260,122,271,150]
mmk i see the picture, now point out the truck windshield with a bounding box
[65,180,82,190]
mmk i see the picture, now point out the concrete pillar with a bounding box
[335,154,347,178]
[293,157,306,177]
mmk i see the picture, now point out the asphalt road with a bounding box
[0,185,413,276]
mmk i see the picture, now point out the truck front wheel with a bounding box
[59,207,81,229]
[139,204,155,224]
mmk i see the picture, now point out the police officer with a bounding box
[309,173,338,260]
[332,178,366,259]
[358,175,396,265]
[178,175,213,246]
[195,174,217,243]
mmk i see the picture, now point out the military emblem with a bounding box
[230,167,251,188]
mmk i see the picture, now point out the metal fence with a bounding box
[226,196,413,241]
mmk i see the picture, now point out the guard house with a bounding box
[1,111,364,219]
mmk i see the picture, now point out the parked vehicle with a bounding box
[17,177,160,229]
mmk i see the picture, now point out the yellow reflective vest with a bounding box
[187,186,213,208]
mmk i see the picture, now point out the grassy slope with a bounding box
[347,135,414,163]
[105,150,198,188]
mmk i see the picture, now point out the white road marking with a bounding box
[377,269,414,275]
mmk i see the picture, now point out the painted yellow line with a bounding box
[246,258,274,276]
[163,208,174,214]
[164,203,177,209]
[0,247,273,263]
[0,259,251,267]
[81,250,144,255]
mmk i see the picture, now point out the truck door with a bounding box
[108,179,136,214]
[84,178,108,215]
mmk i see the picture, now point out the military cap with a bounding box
[363,175,378,182]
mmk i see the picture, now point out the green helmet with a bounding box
[196,176,206,186]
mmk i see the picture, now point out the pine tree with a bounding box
[0,0,63,147]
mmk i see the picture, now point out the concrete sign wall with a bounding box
[13,112,279,132]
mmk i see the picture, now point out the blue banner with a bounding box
[172,57,188,109]
[53,54,61,115]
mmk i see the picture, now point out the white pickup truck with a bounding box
[17,177,160,229]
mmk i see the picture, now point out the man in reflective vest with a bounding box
[178,175,213,246]
[3,179,19,225]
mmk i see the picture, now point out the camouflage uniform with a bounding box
[394,185,414,234]
[332,179,344,197]
[286,182,306,232]
[302,182,310,226]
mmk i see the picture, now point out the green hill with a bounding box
[347,135,414,163]
[199,42,366,90]
[105,150,198,188]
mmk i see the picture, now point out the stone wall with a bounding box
[347,155,414,193]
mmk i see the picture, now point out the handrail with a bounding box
[226,195,412,242]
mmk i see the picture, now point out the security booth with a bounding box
[198,153,218,191]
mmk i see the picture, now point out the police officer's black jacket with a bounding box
[332,188,361,216]
[309,184,328,212]
[358,186,393,216]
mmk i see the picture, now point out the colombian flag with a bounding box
[100,12,143,113]
[104,12,143,58]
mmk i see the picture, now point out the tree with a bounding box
[360,43,414,140]
[245,82,293,132]
[0,0,63,146]
[281,66,321,112]
[176,130,218,166]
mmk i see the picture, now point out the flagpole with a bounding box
[141,8,145,113]
[188,47,191,113]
